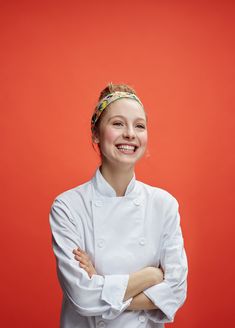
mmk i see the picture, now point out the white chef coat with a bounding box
[49,167,188,328]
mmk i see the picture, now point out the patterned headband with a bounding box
[91,91,144,132]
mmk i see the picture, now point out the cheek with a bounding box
[102,128,119,144]
[141,132,148,147]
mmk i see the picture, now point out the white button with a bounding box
[98,321,106,328]
[139,314,146,323]
[139,238,146,246]
[133,198,141,206]
[97,239,105,248]
[95,200,103,207]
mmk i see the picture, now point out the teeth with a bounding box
[117,145,135,150]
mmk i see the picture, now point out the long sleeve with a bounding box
[49,197,132,320]
[143,197,188,323]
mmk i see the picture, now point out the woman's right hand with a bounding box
[72,247,97,278]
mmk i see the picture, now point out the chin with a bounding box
[117,156,142,166]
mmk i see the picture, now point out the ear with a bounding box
[92,130,100,144]
[93,137,99,144]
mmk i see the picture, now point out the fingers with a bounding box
[72,248,98,278]
[79,262,88,270]
[73,248,88,258]
[72,248,92,272]
[73,249,88,264]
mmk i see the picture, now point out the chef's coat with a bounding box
[49,167,188,328]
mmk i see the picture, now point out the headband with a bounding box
[91,91,144,132]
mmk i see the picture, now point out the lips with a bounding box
[116,144,138,152]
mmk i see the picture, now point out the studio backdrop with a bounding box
[1,0,234,327]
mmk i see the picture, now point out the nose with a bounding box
[123,125,136,139]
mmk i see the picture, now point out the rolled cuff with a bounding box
[101,274,132,320]
[143,281,178,323]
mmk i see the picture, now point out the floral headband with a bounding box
[91,91,144,132]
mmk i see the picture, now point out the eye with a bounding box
[136,124,146,129]
[113,121,124,127]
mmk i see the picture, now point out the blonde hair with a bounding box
[98,82,137,101]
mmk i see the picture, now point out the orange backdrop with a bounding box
[1,0,234,327]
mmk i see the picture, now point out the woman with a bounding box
[49,83,188,328]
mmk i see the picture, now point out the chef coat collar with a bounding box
[92,166,136,197]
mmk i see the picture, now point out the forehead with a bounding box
[102,98,146,121]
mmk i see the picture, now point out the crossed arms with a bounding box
[50,197,188,321]
[72,247,164,310]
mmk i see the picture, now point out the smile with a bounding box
[116,144,137,153]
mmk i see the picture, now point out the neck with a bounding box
[100,162,135,197]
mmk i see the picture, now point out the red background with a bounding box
[1,0,234,327]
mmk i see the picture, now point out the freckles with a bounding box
[141,133,148,146]
[104,128,119,142]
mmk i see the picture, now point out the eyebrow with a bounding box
[107,115,146,122]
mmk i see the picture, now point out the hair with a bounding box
[98,82,137,102]
[92,82,139,143]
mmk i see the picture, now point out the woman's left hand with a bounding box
[73,248,97,278]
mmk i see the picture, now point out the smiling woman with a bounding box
[92,97,148,177]
[49,82,188,328]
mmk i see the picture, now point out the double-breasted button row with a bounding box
[98,315,145,325]
[97,238,146,248]
[94,199,142,207]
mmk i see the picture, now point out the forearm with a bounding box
[123,267,162,301]
[126,292,158,310]
[72,248,163,306]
